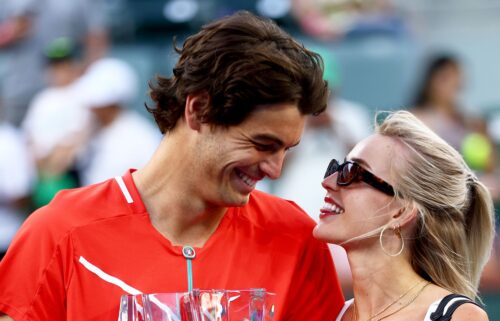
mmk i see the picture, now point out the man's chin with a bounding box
[235,196,251,207]
[224,192,251,207]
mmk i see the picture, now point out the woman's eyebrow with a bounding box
[350,157,372,170]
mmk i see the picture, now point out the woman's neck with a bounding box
[347,249,426,321]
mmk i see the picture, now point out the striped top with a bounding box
[335,295,477,321]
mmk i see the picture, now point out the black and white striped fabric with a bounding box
[335,294,484,321]
[428,294,482,321]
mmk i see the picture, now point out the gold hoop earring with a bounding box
[379,224,404,257]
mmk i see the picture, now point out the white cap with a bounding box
[76,58,138,108]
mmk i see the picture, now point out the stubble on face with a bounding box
[190,127,252,208]
[190,103,305,209]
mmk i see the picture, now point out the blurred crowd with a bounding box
[0,0,162,260]
[0,0,499,314]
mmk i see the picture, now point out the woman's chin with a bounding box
[312,224,338,244]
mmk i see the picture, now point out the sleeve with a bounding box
[0,206,74,321]
[281,234,344,321]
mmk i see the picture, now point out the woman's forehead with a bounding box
[348,134,401,180]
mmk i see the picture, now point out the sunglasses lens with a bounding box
[338,162,356,184]
[324,159,339,178]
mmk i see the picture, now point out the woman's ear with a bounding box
[392,202,418,228]
[184,92,210,131]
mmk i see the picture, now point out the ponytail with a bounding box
[463,176,496,292]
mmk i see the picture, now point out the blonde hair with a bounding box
[376,110,495,300]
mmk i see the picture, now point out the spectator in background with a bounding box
[411,54,495,174]
[291,0,407,41]
[75,57,161,186]
[0,116,35,260]
[0,0,108,126]
[22,37,91,208]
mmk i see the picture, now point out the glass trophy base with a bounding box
[119,288,276,321]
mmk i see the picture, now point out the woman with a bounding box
[412,54,466,149]
[411,54,495,172]
[314,111,495,321]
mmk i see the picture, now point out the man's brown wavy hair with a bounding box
[147,11,329,133]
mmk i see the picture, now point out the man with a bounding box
[0,11,344,321]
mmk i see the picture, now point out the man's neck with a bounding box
[147,205,227,248]
[131,137,227,248]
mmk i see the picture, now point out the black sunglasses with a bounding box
[324,159,395,196]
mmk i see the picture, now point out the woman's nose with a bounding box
[322,172,340,191]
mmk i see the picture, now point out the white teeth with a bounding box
[237,171,257,187]
[323,202,344,214]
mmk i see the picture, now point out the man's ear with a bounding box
[184,92,210,131]
[392,202,419,228]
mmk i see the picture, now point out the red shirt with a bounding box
[0,170,344,320]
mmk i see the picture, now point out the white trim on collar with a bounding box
[115,176,133,204]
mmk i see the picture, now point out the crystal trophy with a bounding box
[118,289,275,321]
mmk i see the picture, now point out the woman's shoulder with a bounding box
[424,293,488,321]
[447,302,488,321]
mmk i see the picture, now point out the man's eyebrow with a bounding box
[252,134,300,148]
[350,157,372,170]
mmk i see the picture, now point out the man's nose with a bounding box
[260,151,286,180]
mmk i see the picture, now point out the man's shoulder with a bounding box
[30,177,130,230]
